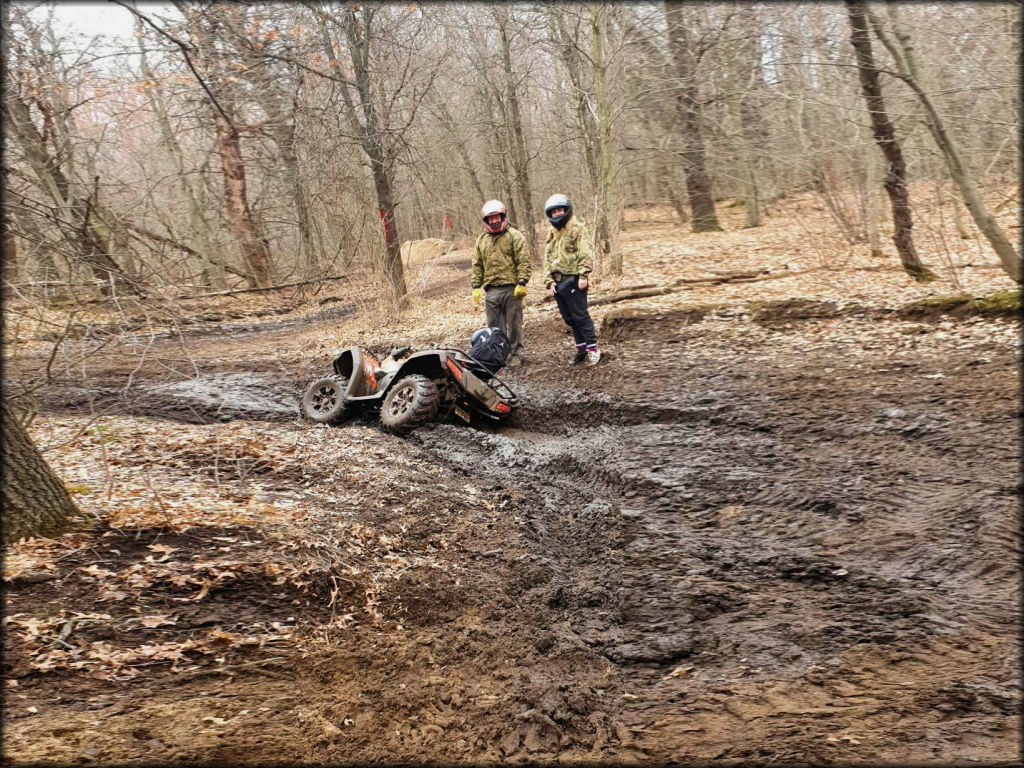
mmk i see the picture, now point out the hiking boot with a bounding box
[507,353,522,368]
[586,349,601,366]
[572,348,588,365]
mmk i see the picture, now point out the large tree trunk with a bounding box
[865,5,1020,282]
[2,402,79,543]
[664,2,722,233]
[213,112,274,287]
[846,0,936,282]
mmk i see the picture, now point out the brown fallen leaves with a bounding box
[4,610,296,681]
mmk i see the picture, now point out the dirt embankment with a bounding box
[3,211,1020,764]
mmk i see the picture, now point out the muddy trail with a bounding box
[4,293,1021,763]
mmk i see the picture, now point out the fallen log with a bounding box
[588,287,675,306]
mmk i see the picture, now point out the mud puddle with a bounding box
[139,373,301,422]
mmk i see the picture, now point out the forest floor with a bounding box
[3,197,1021,765]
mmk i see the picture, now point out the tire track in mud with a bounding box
[411,349,1019,762]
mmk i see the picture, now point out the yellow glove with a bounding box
[513,284,527,300]
[472,288,483,306]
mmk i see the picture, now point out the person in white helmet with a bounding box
[470,200,530,366]
[543,193,600,365]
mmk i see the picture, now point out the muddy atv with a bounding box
[301,344,518,434]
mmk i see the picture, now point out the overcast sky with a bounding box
[32,1,176,43]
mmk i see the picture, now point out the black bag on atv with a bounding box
[466,327,510,377]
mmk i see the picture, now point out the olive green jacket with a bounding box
[471,227,530,289]
[543,217,592,286]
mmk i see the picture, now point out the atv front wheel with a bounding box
[380,375,439,434]
[301,375,350,424]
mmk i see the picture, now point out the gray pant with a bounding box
[484,284,524,355]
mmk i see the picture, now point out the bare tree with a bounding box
[3,9,129,294]
[127,2,275,287]
[544,3,622,275]
[493,4,540,262]
[134,23,225,288]
[845,0,935,282]
[664,2,723,232]
[865,4,1020,282]
[308,3,443,309]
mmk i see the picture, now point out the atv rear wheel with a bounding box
[301,375,350,424]
[380,375,439,434]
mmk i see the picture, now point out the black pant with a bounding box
[553,275,596,346]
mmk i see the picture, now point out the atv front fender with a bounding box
[332,347,382,398]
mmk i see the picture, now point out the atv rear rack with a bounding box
[437,347,519,404]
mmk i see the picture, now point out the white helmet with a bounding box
[544,193,572,229]
[481,199,508,234]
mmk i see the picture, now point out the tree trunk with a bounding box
[273,116,320,277]
[2,401,79,543]
[180,5,273,288]
[213,112,274,287]
[845,0,936,282]
[1,1,16,295]
[590,3,622,277]
[864,143,884,258]
[479,83,519,224]
[664,2,722,233]
[340,6,407,309]
[664,165,690,226]
[548,6,614,265]
[495,6,539,264]
[2,210,17,296]
[866,5,1020,282]
[736,6,764,229]
[548,10,599,190]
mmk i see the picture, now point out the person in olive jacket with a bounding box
[471,199,531,366]
[543,193,600,365]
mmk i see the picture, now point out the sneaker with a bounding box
[586,349,601,366]
[572,348,587,365]
[507,353,522,368]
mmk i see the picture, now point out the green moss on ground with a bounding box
[898,289,1020,318]
[970,289,1021,316]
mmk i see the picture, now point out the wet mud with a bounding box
[3,300,1020,764]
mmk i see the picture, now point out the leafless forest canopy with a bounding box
[3,1,1020,300]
